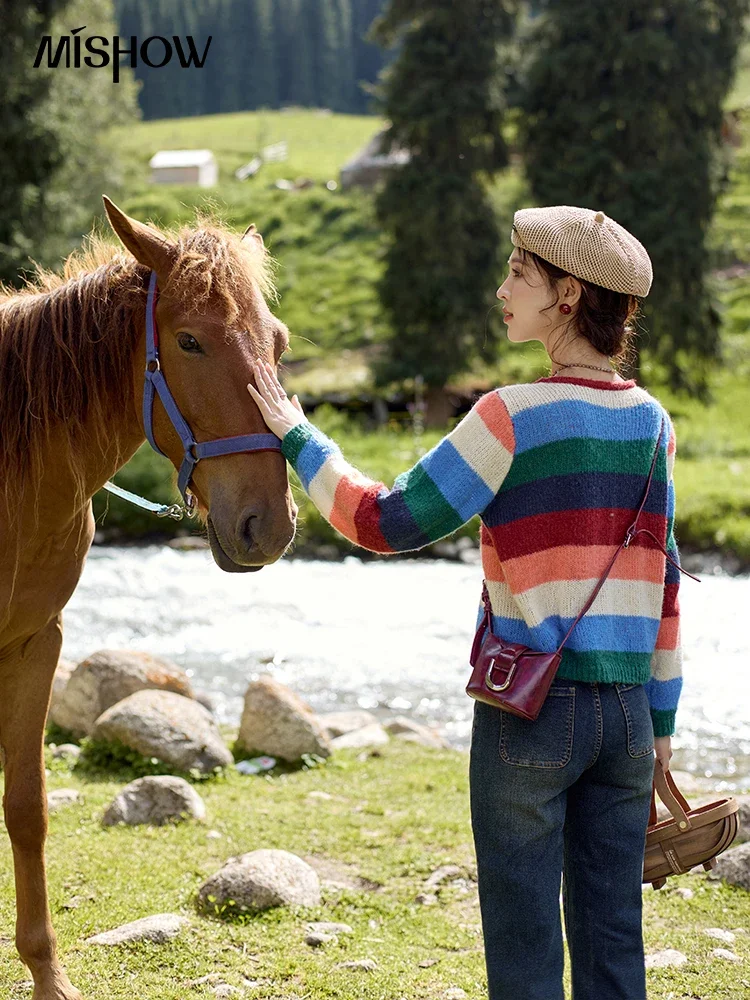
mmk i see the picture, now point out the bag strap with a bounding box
[649,759,693,829]
[478,415,700,656]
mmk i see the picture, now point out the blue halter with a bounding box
[143,269,283,511]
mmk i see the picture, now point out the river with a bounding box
[60,545,750,793]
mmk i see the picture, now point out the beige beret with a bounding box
[511,205,653,298]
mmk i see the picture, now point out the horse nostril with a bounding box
[242,511,259,547]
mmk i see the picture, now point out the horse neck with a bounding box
[0,263,148,536]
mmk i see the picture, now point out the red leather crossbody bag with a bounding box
[466,417,700,720]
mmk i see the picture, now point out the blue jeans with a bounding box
[469,677,655,1000]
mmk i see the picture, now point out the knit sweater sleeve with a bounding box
[645,416,683,738]
[279,389,516,554]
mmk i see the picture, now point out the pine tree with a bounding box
[0,0,71,283]
[370,0,518,425]
[517,0,749,392]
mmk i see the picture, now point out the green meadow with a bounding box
[94,107,750,566]
[1,741,748,999]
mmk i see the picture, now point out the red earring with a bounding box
[559,303,572,314]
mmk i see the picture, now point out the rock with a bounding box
[47,789,82,811]
[195,690,216,714]
[236,676,331,763]
[424,865,462,890]
[703,927,735,944]
[442,990,467,1000]
[101,775,206,827]
[86,913,188,945]
[331,724,390,750]
[307,791,333,801]
[671,886,694,900]
[707,841,750,890]
[318,710,378,738]
[644,949,688,969]
[51,649,194,737]
[385,716,451,749]
[736,795,750,842]
[306,921,353,936]
[337,959,377,971]
[711,948,740,962]
[305,933,337,947]
[415,892,437,906]
[197,849,320,915]
[212,987,241,998]
[50,743,81,763]
[48,658,75,725]
[92,690,232,774]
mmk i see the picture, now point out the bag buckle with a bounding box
[484,657,517,692]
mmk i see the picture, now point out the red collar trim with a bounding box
[534,376,637,390]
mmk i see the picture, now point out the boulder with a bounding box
[330,723,390,750]
[237,676,331,763]
[51,649,194,737]
[384,716,451,749]
[47,658,76,725]
[102,775,206,827]
[197,848,320,915]
[319,710,378,738]
[707,841,750,891]
[92,690,232,774]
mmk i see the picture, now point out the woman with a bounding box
[248,205,684,1000]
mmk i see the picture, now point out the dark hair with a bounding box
[516,247,642,369]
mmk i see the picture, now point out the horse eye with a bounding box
[177,332,202,354]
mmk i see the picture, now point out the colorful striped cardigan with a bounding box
[280,375,683,737]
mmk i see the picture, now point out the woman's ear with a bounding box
[562,275,582,307]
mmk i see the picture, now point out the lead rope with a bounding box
[99,480,187,520]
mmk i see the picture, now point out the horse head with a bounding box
[102,196,298,573]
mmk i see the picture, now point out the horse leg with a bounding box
[0,614,83,1000]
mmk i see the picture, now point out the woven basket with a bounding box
[643,760,739,890]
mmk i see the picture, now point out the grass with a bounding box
[1,741,748,998]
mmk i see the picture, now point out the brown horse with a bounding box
[0,196,298,999]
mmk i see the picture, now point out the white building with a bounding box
[149,149,218,187]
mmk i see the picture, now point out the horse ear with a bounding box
[241,222,264,249]
[101,195,177,274]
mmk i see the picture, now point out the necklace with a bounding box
[551,361,616,375]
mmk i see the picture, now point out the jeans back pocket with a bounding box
[499,686,575,768]
[615,682,654,758]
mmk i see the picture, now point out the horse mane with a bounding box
[0,208,278,532]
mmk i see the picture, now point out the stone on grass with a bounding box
[197,848,320,915]
[237,675,331,763]
[707,841,750,891]
[318,710,378,738]
[703,927,735,944]
[711,948,740,962]
[101,775,206,827]
[92,689,232,774]
[736,794,750,842]
[306,921,353,936]
[50,743,81,762]
[86,913,188,946]
[671,886,694,900]
[337,959,377,971]
[330,723,390,750]
[305,932,337,947]
[47,789,82,812]
[442,990,467,1000]
[644,949,688,969]
[51,649,194,737]
[385,716,450,749]
[424,865,462,890]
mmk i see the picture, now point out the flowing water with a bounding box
[60,545,750,793]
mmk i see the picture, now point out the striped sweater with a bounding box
[280,376,683,737]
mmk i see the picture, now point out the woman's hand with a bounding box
[247,358,308,440]
[654,734,672,773]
